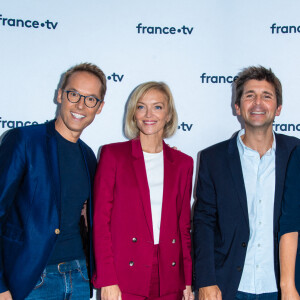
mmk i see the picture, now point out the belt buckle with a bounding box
[58,262,66,273]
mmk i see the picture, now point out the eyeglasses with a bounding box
[62,89,103,108]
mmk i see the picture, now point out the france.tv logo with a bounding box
[136,23,193,35]
[0,14,58,29]
[200,73,238,84]
[270,23,300,34]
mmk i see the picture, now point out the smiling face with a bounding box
[134,89,170,140]
[235,79,282,132]
[55,71,104,142]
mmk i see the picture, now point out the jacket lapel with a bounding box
[228,134,249,227]
[46,121,61,215]
[273,134,288,232]
[131,139,154,240]
[78,141,93,224]
[159,142,175,240]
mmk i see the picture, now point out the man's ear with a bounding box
[275,104,282,117]
[235,103,241,116]
[96,101,105,115]
[57,88,63,104]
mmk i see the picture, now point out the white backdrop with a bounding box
[1,0,300,296]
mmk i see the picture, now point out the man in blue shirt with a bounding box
[193,66,299,300]
[0,63,106,300]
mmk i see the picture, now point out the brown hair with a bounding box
[235,66,282,107]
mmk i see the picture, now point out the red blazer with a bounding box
[92,139,193,297]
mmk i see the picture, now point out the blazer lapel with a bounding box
[78,141,93,226]
[131,139,154,241]
[228,134,249,227]
[46,121,61,215]
[159,142,175,240]
[273,134,288,232]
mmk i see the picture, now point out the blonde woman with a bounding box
[92,82,194,300]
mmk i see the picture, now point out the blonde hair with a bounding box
[125,81,178,139]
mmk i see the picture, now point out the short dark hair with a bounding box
[235,66,282,108]
[61,63,107,100]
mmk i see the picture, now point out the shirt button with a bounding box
[259,200,262,204]
[258,244,261,247]
[129,261,134,266]
[241,242,247,247]
[172,262,176,266]
[259,221,262,225]
[256,265,259,268]
[172,239,176,244]
[237,266,242,272]
[55,229,60,234]
[132,237,137,243]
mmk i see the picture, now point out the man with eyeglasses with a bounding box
[0,63,106,300]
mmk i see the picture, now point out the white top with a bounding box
[237,129,277,294]
[143,151,164,245]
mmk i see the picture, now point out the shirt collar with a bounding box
[237,129,276,157]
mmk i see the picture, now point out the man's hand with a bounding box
[183,285,194,300]
[0,290,13,300]
[199,285,222,300]
[167,144,179,151]
[101,285,122,300]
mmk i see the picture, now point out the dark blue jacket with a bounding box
[279,145,300,293]
[193,132,299,300]
[0,120,96,300]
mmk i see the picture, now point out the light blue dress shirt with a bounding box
[237,129,277,294]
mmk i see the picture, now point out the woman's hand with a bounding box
[183,285,194,300]
[101,285,122,300]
